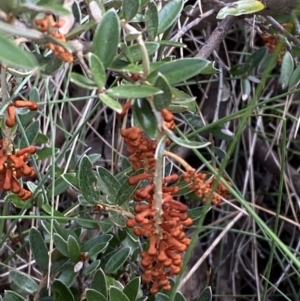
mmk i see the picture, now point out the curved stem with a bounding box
[164,150,194,171]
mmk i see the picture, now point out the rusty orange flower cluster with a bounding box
[35,15,73,63]
[121,109,193,294]
[183,169,230,205]
[0,140,36,200]
[126,173,193,294]
[6,100,38,128]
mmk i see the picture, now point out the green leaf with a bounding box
[54,234,69,257]
[88,52,107,89]
[217,0,264,19]
[107,84,163,98]
[46,175,70,198]
[9,271,38,294]
[20,120,39,148]
[29,227,49,272]
[121,42,159,62]
[165,128,211,149]
[82,260,101,276]
[52,220,79,243]
[20,3,71,15]
[93,9,120,67]
[188,207,210,220]
[109,211,127,227]
[230,61,252,76]
[58,265,78,287]
[67,235,81,262]
[251,47,268,68]
[78,155,99,204]
[133,98,157,139]
[147,58,212,84]
[42,203,65,220]
[52,279,75,301]
[156,293,169,301]
[86,289,108,301]
[76,215,99,229]
[0,35,38,70]
[116,180,138,205]
[210,125,234,141]
[153,73,173,110]
[88,242,109,257]
[174,292,186,301]
[108,58,143,73]
[34,53,63,76]
[109,287,130,301]
[104,247,131,273]
[36,147,55,160]
[62,173,79,190]
[288,65,300,89]
[123,277,140,301]
[145,1,158,38]
[99,93,123,113]
[97,166,121,201]
[241,78,251,101]
[280,51,294,89]
[4,291,26,301]
[197,287,212,301]
[82,234,113,252]
[123,0,140,21]
[70,72,97,89]
[35,132,48,144]
[91,269,107,298]
[257,53,277,74]
[157,0,183,35]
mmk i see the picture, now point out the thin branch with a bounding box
[265,15,300,48]
[195,16,235,59]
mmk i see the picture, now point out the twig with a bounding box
[171,9,215,42]
[178,210,244,290]
[265,16,300,48]
[195,16,235,59]
[164,150,193,171]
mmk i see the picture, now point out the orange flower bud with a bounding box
[128,173,152,185]
[3,168,13,191]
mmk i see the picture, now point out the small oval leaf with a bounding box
[123,0,140,21]
[9,271,38,294]
[70,72,97,89]
[0,35,38,70]
[78,155,99,204]
[99,93,123,113]
[107,84,163,98]
[157,0,184,35]
[288,65,300,89]
[197,286,212,301]
[123,277,140,301]
[104,247,131,273]
[4,291,26,301]
[86,289,108,301]
[145,1,159,38]
[147,58,213,85]
[153,73,173,110]
[52,279,75,301]
[133,98,158,139]
[67,235,81,262]
[88,52,107,89]
[92,10,120,67]
[91,269,108,297]
[280,51,294,89]
[29,227,49,272]
[110,287,130,301]
[165,128,211,149]
[217,0,265,19]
